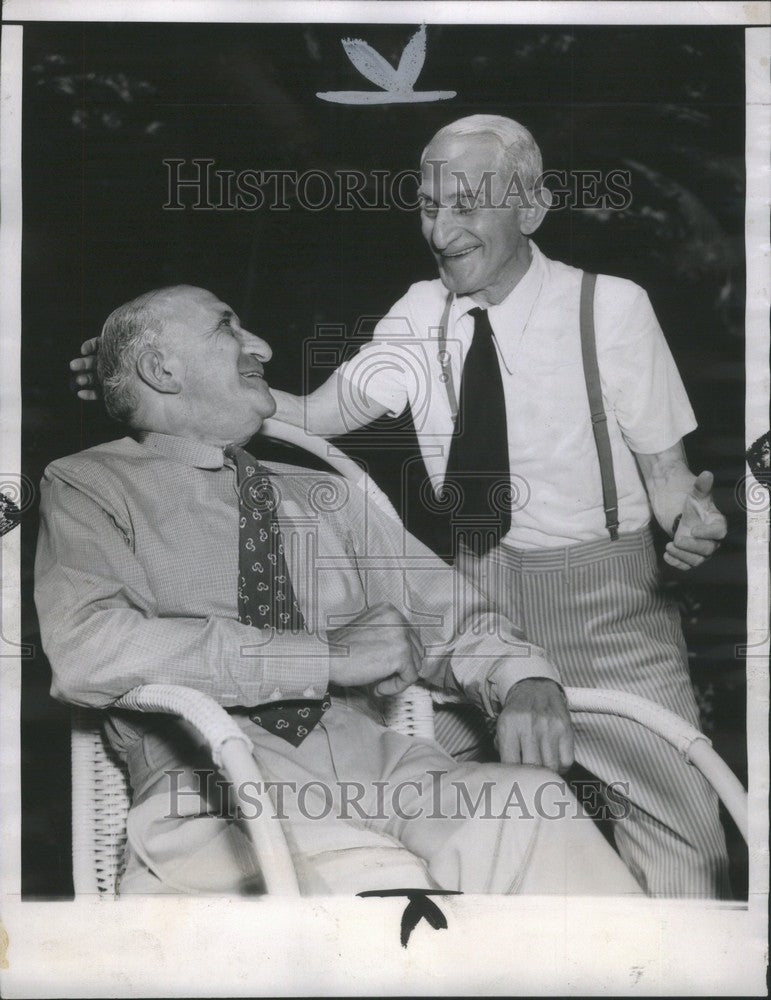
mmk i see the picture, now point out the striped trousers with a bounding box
[436,527,730,898]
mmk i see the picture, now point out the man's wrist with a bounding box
[269,388,297,424]
[488,654,561,715]
[503,675,564,705]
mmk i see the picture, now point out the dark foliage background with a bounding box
[19,22,747,897]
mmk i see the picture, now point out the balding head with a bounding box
[96,284,275,446]
[97,286,186,425]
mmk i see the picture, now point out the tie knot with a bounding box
[468,306,493,338]
[226,444,271,487]
[224,444,247,478]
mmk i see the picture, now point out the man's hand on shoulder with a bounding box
[69,337,101,400]
[327,602,421,696]
[496,677,574,773]
[664,470,727,571]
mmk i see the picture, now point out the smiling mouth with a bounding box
[440,246,480,260]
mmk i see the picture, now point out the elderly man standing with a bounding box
[71,117,730,897]
[306,116,729,898]
[286,115,728,898]
[45,284,640,895]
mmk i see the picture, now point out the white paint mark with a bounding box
[317,25,456,105]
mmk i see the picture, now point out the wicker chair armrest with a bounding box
[563,686,707,758]
[114,684,300,894]
[430,685,747,841]
[562,686,747,842]
[115,684,252,768]
[261,418,402,522]
[261,418,364,480]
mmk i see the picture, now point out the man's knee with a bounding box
[450,763,572,820]
[490,763,567,798]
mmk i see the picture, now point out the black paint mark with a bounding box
[357,888,463,948]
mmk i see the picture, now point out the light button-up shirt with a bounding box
[35,431,559,753]
[338,242,697,548]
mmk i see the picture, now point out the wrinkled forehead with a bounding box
[155,286,230,337]
[419,133,508,201]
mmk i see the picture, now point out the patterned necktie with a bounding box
[227,445,330,747]
[443,307,511,557]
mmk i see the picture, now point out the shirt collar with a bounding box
[453,241,547,373]
[452,238,546,329]
[138,431,227,470]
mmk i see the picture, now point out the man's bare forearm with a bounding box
[635,440,727,570]
[271,373,387,436]
[635,440,695,535]
[270,387,305,427]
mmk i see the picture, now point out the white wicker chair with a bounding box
[71,681,748,895]
[69,421,748,894]
[71,685,303,895]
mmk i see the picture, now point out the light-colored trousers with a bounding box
[441,527,730,898]
[119,696,641,896]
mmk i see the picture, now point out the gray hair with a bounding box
[97,288,172,424]
[421,114,543,192]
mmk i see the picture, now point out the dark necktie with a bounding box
[443,307,511,557]
[227,445,330,747]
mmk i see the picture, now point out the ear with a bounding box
[136,347,182,394]
[519,185,552,236]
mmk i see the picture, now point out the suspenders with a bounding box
[435,273,620,541]
[579,272,620,541]
[436,292,458,420]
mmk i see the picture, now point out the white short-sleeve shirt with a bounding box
[337,241,697,549]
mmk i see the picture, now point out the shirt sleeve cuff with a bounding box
[448,627,561,717]
[485,654,561,715]
[232,632,331,706]
[624,415,698,456]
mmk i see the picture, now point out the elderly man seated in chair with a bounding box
[35,285,641,895]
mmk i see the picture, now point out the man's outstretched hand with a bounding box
[664,471,727,571]
[69,337,100,400]
[496,677,574,773]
